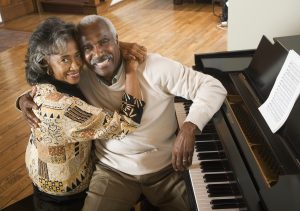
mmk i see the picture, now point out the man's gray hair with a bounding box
[78,15,117,38]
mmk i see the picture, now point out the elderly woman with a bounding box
[24,17,145,207]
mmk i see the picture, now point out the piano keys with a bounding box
[175,35,300,211]
[175,100,247,211]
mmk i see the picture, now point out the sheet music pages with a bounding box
[258,50,300,133]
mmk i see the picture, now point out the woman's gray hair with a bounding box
[25,17,78,85]
[78,15,117,38]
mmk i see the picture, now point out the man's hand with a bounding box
[19,86,40,128]
[172,122,197,171]
[119,42,147,63]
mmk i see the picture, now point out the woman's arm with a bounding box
[65,94,145,142]
[66,95,145,142]
[33,84,145,143]
[118,58,144,125]
[124,59,142,100]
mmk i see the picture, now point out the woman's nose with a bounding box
[70,58,82,71]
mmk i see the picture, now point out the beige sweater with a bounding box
[79,53,227,175]
[25,84,145,195]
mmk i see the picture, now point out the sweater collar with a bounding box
[97,60,124,86]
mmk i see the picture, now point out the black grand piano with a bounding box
[175,35,300,211]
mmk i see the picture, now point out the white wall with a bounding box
[228,0,300,50]
[111,0,123,5]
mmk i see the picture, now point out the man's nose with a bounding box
[92,44,103,57]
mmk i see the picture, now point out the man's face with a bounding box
[79,22,121,81]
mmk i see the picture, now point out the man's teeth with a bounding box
[96,58,110,66]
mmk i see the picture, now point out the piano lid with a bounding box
[244,36,289,102]
[243,35,300,161]
[274,35,300,55]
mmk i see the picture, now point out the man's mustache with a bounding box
[91,54,113,66]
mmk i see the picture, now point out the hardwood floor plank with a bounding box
[0,163,32,208]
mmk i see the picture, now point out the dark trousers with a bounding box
[32,185,86,211]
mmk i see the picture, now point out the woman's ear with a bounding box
[46,67,53,76]
[42,58,53,76]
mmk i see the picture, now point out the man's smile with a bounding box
[91,54,113,68]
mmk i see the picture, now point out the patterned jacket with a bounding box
[25,84,145,196]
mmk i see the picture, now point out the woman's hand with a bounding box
[18,86,40,128]
[119,42,147,63]
[124,57,139,74]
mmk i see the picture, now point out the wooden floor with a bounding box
[0,0,226,208]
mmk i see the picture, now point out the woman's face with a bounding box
[47,39,82,84]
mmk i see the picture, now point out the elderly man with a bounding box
[19,15,227,211]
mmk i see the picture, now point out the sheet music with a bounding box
[258,50,300,133]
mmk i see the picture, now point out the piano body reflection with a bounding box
[175,35,300,211]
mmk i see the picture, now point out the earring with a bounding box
[47,68,53,76]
